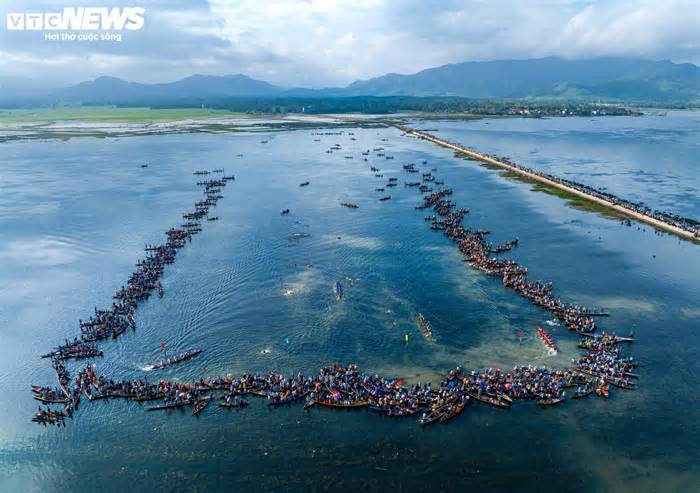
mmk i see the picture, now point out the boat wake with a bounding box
[545,319,560,327]
[141,365,155,372]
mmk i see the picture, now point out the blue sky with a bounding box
[1,0,698,86]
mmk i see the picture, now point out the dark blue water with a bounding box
[1,115,699,491]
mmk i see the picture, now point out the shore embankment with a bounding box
[394,124,700,243]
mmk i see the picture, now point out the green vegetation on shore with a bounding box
[501,170,626,219]
[0,106,246,124]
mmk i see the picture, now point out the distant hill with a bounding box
[53,74,282,104]
[341,57,700,101]
[1,57,698,106]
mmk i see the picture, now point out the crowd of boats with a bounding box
[31,169,233,424]
[31,129,642,427]
[395,125,700,239]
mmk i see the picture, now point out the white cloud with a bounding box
[0,0,697,86]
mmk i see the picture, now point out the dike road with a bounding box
[394,123,700,243]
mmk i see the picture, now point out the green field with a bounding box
[0,106,250,124]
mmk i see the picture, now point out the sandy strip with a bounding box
[395,125,699,243]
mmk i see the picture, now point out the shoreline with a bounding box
[393,124,700,243]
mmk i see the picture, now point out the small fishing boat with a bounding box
[537,397,565,407]
[418,410,444,426]
[192,396,212,416]
[299,181,310,187]
[33,395,69,404]
[468,392,511,409]
[379,196,391,201]
[340,202,358,209]
[281,209,290,215]
[573,386,594,399]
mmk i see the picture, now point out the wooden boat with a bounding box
[267,391,308,406]
[192,396,212,416]
[280,209,290,215]
[467,392,511,409]
[596,384,609,399]
[537,397,565,407]
[417,313,433,339]
[316,399,368,409]
[573,387,594,399]
[484,392,512,404]
[149,349,202,370]
[579,333,635,343]
[379,196,391,201]
[32,395,69,404]
[340,202,358,209]
[132,392,167,402]
[219,399,249,408]
[418,410,444,426]
[299,181,310,187]
[146,399,192,411]
[572,368,635,389]
[440,399,469,422]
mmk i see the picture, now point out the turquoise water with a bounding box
[1,114,699,491]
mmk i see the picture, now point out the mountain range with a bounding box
[2,57,698,106]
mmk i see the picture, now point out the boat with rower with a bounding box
[146,349,203,371]
[219,399,249,408]
[537,396,565,407]
[316,398,369,409]
[192,395,213,416]
[340,202,358,209]
[580,332,635,343]
[334,281,343,301]
[467,392,511,409]
[417,313,433,339]
[33,394,69,404]
[146,399,193,411]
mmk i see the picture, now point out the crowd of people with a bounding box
[31,171,233,424]
[31,129,643,428]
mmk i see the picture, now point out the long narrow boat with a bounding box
[267,391,309,407]
[146,400,192,411]
[334,281,343,301]
[32,395,69,404]
[467,392,511,409]
[417,313,433,339]
[146,349,203,370]
[579,333,635,343]
[440,399,469,422]
[219,399,249,408]
[537,397,565,407]
[315,399,368,409]
[484,392,513,404]
[418,409,445,426]
[572,368,636,389]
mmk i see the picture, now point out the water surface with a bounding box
[1,115,699,491]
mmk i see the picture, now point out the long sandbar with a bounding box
[394,124,699,243]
